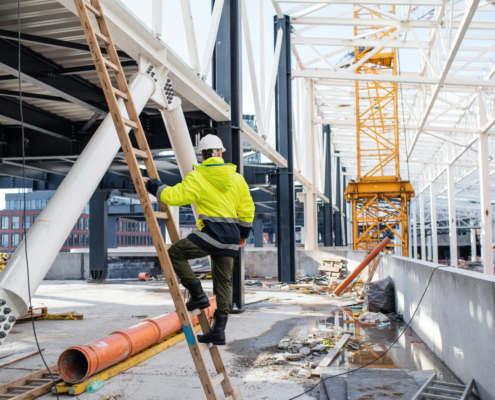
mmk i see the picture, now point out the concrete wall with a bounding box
[45,253,89,280]
[244,246,367,277]
[376,255,495,400]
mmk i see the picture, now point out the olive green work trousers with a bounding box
[168,238,234,315]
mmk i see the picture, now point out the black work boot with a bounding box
[183,280,210,312]
[197,312,228,346]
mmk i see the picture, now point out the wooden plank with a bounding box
[84,1,101,16]
[0,349,44,368]
[132,148,148,159]
[94,31,109,44]
[312,333,351,376]
[321,257,344,262]
[212,373,225,388]
[122,117,138,130]
[112,86,128,100]
[102,57,119,72]
[318,265,341,272]
[154,211,169,220]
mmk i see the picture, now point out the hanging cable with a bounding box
[17,1,60,397]
[288,263,445,399]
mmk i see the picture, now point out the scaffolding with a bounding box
[344,5,414,255]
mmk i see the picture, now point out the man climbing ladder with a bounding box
[144,134,255,345]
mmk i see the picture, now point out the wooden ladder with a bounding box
[0,366,62,399]
[73,1,241,399]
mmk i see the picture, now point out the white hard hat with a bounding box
[198,134,226,153]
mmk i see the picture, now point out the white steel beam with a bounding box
[200,0,225,80]
[241,122,287,167]
[265,28,284,139]
[276,0,444,4]
[292,36,426,49]
[420,192,426,261]
[412,200,418,259]
[471,227,477,262]
[477,91,494,275]
[447,164,458,267]
[180,0,200,74]
[430,182,439,264]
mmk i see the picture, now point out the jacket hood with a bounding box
[195,157,237,193]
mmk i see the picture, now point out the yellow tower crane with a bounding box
[344,5,415,255]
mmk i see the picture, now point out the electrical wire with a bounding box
[17,1,60,397]
[288,264,446,399]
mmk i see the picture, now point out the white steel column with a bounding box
[0,73,155,326]
[420,192,426,261]
[477,91,494,275]
[447,165,458,267]
[430,182,438,264]
[412,199,417,259]
[409,208,413,258]
[304,80,318,250]
[471,227,477,262]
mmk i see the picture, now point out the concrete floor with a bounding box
[0,280,460,399]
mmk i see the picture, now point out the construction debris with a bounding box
[358,312,390,324]
[0,253,9,274]
[319,257,345,279]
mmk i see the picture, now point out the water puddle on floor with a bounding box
[309,307,449,375]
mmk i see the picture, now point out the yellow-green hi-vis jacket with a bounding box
[156,157,255,257]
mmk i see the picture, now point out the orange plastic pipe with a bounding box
[58,297,217,383]
[333,237,390,296]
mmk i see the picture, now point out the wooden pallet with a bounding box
[17,307,48,321]
[319,258,344,279]
[73,1,241,398]
[0,365,62,399]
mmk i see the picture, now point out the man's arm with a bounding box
[143,174,201,207]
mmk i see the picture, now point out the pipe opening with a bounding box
[59,348,89,383]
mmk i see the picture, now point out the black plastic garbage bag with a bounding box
[363,276,395,314]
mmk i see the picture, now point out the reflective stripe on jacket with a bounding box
[158,157,255,257]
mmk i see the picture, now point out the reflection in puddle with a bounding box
[309,308,450,377]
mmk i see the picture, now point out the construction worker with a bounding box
[143,135,255,345]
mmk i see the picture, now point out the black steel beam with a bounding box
[53,60,137,75]
[89,190,110,281]
[323,125,333,246]
[343,172,347,246]
[274,15,296,283]
[335,153,342,246]
[0,89,69,102]
[0,29,131,59]
[0,95,74,141]
[0,39,107,115]
[213,0,245,312]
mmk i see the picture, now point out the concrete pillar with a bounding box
[447,164,458,267]
[430,182,439,264]
[477,91,494,275]
[253,217,263,248]
[471,227,477,262]
[108,215,118,249]
[304,79,318,251]
[89,191,109,281]
[420,192,426,261]
[412,200,417,259]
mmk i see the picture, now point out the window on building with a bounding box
[22,215,31,230]
[1,234,8,248]
[80,217,84,230]
[74,234,79,247]
[68,233,73,246]
[86,217,90,230]
[11,233,19,247]
[33,214,39,223]
[86,233,89,246]
[1,216,9,230]
[119,221,123,232]
[41,199,47,209]
[74,219,79,230]
[11,216,19,230]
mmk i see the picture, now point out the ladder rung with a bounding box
[188,309,201,318]
[0,395,17,399]
[27,379,52,383]
[102,57,119,72]
[132,148,148,159]
[112,86,128,100]
[225,388,242,400]
[199,343,213,353]
[122,117,138,130]
[94,31,110,44]
[211,373,225,388]
[42,373,59,377]
[422,394,460,400]
[154,211,169,220]
[427,386,464,395]
[7,386,39,390]
[432,381,465,389]
[85,2,101,17]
